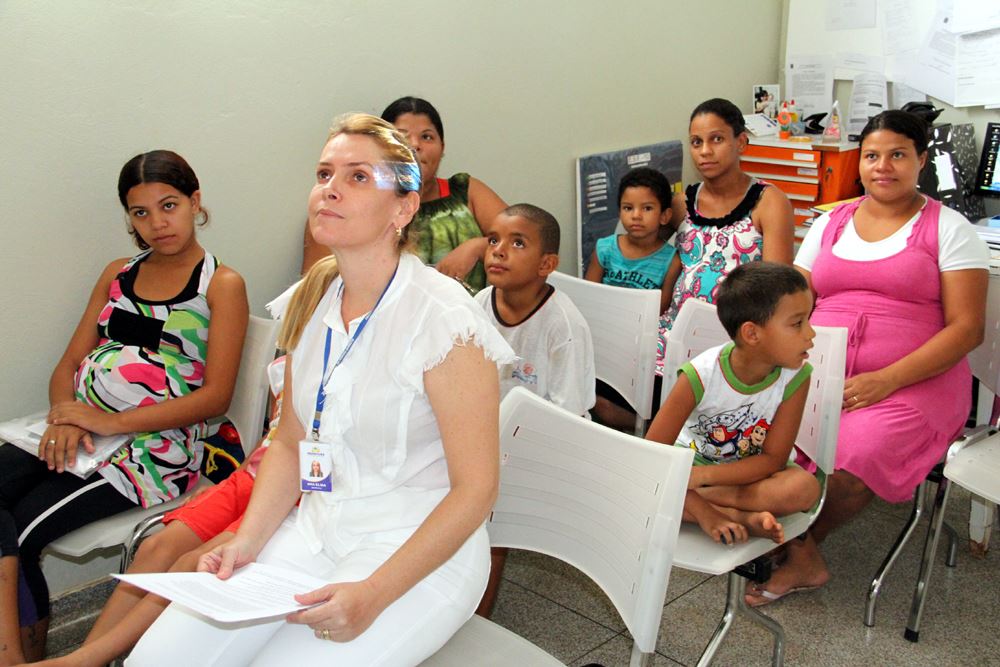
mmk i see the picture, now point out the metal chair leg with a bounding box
[865,481,928,627]
[633,414,647,438]
[120,512,168,573]
[696,572,785,667]
[942,521,958,568]
[629,644,656,667]
[905,476,952,642]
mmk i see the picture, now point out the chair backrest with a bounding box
[660,298,846,474]
[547,271,659,419]
[227,315,280,454]
[969,272,1000,396]
[488,387,692,655]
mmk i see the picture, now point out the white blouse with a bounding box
[268,253,514,557]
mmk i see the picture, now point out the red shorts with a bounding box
[162,469,254,542]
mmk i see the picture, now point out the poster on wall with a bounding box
[576,140,683,276]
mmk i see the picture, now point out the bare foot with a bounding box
[711,507,784,543]
[745,534,830,607]
[692,504,749,545]
[740,510,785,543]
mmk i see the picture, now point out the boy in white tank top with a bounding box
[647,262,821,545]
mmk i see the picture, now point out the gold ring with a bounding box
[852,396,859,403]
[321,628,330,641]
[47,439,57,446]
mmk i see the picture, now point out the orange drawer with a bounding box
[792,204,817,226]
[756,178,819,202]
[739,160,820,182]
[742,144,820,167]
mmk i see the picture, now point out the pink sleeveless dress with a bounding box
[808,196,970,502]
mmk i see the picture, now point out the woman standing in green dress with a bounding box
[303,97,507,291]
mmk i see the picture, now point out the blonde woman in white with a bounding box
[128,114,513,666]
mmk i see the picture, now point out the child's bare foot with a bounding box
[740,510,785,543]
[711,507,785,543]
[693,505,750,545]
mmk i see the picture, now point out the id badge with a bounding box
[299,440,333,493]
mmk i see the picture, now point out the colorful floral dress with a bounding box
[655,181,766,374]
[75,250,219,507]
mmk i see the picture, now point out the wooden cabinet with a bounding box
[741,139,862,226]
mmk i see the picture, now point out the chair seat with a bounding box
[945,432,1000,505]
[46,478,211,558]
[420,615,563,667]
[673,510,812,576]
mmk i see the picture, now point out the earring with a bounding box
[395,227,403,237]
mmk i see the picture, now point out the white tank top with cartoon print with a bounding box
[677,342,811,463]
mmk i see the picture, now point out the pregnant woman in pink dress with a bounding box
[746,110,990,605]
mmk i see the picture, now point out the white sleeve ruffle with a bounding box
[399,300,515,392]
[265,280,303,321]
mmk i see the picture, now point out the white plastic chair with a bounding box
[547,271,660,435]
[660,298,846,667]
[45,315,280,571]
[894,272,1000,641]
[421,387,693,667]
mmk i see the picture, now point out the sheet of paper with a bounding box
[954,28,1000,107]
[825,0,876,31]
[948,0,1000,34]
[835,52,885,77]
[889,81,927,109]
[744,113,778,137]
[932,153,958,192]
[908,5,958,105]
[115,563,329,623]
[0,412,128,478]
[786,54,834,120]
[848,72,887,135]
[880,0,921,56]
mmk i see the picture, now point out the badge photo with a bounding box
[299,440,333,492]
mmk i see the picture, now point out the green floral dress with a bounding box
[415,173,486,292]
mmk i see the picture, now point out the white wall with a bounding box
[2,0,783,594]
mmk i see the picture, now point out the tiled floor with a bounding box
[489,486,1000,666]
[50,487,999,665]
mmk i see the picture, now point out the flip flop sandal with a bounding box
[745,584,821,608]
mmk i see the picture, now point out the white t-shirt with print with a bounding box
[677,342,812,463]
[476,285,596,417]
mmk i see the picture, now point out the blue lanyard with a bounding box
[312,264,398,441]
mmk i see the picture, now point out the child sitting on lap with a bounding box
[474,203,596,616]
[585,167,678,428]
[646,262,820,544]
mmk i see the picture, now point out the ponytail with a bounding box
[278,255,340,351]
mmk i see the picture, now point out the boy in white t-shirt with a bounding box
[473,203,595,617]
[647,262,821,545]
[476,204,596,416]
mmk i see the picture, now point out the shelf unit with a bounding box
[742,138,862,226]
